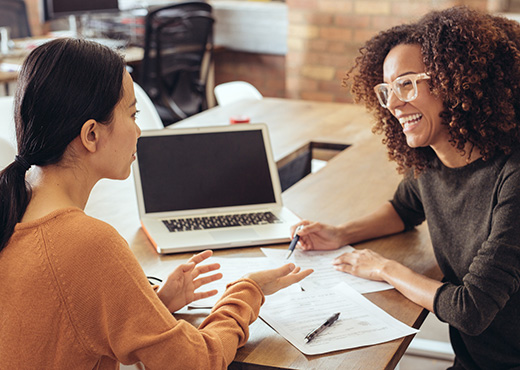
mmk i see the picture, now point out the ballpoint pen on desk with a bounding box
[305,312,340,343]
[286,225,303,259]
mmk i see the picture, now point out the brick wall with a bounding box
[213,49,286,98]
[24,0,44,36]
[286,0,489,103]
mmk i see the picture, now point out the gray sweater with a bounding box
[391,149,520,370]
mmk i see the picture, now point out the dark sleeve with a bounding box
[389,174,426,230]
[433,167,520,335]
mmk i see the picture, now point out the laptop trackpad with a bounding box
[209,228,259,242]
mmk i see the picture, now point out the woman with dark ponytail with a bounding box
[0,38,125,252]
[0,38,311,369]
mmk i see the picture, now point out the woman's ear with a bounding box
[79,119,100,153]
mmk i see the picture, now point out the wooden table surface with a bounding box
[0,38,143,84]
[85,98,441,369]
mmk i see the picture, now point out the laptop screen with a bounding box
[136,129,277,213]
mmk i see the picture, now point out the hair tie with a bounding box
[15,155,31,171]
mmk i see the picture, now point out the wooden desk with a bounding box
[0,39,143,84]
[0,55,21,85]
[86,98,441,370]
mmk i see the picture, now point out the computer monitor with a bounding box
[42,0,119,21]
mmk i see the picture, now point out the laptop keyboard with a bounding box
[162,211,282,232]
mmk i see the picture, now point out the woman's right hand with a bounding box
[290,221,344,251]
[244,263,313,296]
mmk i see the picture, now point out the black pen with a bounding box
[286,225,303,259]
[304,312,340,343]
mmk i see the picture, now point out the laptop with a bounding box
[132,123,302,254]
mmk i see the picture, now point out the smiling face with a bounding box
[383,44,448,152]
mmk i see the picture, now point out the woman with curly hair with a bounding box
[291,6,520,369]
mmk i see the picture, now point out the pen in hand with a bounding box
[286,225,303,259]
[304,312,340,343]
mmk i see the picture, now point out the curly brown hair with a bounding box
[345,6,520,175]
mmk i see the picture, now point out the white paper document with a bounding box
[188,256,282,308]
[260,282,418,355]
[261,246,393,294]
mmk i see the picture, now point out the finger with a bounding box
[248,263,296,280]
[193,263,221,278]
[290,220,313,237]
[332,252,354,265]
[193,272,223,289]
[193,289,219,301]
[333,262,366,279]
[295,268,313,278]
[270,263,297,278]
[290,221,304,236]
[180,262,196,273]
[296,221,321,236]
[333,264,352,273]
[296,237,312,250]
[278,268,314,288]
[188,250,213,265]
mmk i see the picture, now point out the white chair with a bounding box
[0,96,17,170]
[0,137,16,170]
[0,96,16,149]
[214,81,263,106]
[133,82,164,130]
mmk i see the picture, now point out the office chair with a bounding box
[214,81,263,106]
[0,0,32,39]
[140,2,214,126]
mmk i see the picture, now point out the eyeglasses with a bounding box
[374,73,430,108]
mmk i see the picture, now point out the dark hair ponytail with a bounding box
[0,38,126,251]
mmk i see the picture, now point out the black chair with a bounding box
[0,0,32,39]
[140,2,214,125]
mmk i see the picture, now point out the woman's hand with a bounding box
[290,221,344,251]
[333,248,441,312]
[244,263,313,296]
[291,203,406,252]
[157,250,223,312]
[332,248,390,281]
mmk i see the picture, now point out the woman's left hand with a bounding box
[332,248,389,282]
[157,250,222,312]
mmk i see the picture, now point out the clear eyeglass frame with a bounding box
[373,73,431,108]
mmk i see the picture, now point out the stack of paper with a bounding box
[184,247,418,355]
[260,282,418,355]
[261,245,393,294]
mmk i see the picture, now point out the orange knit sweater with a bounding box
[0,208,265,369]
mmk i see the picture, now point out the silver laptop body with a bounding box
[132,124,301,254]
